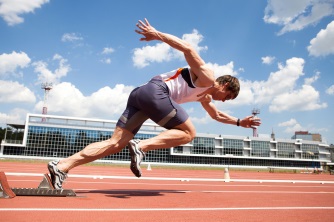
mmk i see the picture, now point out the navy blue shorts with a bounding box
[116,79,189,134]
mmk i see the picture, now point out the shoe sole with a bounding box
[47,162,65,190]
[47,163,56,189]
[129,141,142,177]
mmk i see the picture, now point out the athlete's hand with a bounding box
[240,116,261,129]
[135,18,159,41]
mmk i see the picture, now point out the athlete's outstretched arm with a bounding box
[200,98,261,128]
[135,18,214,87]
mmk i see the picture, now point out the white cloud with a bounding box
[0,108,27,125]
[33,54,71,84]
[278,118,303,133]
[132,42,173,68]
[278,118,298,127]
[269,72,327,112]
[0,0,49,26]
[182,29,208,56]
[102,47,115,55]
[261,56,275,65]
[186,107,195,114]
[0,51,31,78]
[229,79,255,106]
[87,84,133,117]
[218,57,326,114]
[206,61,238,79]
[34,82,134,119]
[100,48,114,64]
[190,113,212,125]
[264,0,334,35]
[101,58,111,64]
[0,80,36,103]
[61,33,83,42]
[35,82,88,116]
[269,84,327,112]
[307,20,334,57]
[132,29,207,68]
[260,62,327,113]
[278,118,328,134]
[304,71,320,85]
[326,84,334,95]
[254,57,305,105]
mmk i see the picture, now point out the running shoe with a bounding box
[128,139,146,177]
[47,160,68,190]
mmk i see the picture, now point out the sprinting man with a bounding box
[48,18,261,189]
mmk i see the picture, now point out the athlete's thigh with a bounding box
[117,106,149,135]
[135,80,190,129]
[116,87,149,134]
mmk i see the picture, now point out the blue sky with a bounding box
[0,0,334,144]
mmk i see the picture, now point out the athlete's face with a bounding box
[212,83,235,102]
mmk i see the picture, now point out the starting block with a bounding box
[0,171,76,198]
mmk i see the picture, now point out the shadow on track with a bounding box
[76,189,187,198]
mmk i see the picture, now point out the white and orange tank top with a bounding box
[152,68,211,104]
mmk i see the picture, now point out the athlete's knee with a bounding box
[183,128,196,143]
[176,119,196,143]
[107,127,134,153]
[106,139,124,153]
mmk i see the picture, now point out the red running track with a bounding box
[1,161,334,222]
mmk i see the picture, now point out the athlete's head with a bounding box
[215,75,240,100]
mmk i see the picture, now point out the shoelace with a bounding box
[140,149,146,158]
[133,139,146,158]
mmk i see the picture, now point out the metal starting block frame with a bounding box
[0,171,76,198]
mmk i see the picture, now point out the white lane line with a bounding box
[7,179,334,188]
[1,207,334,211]
[4,172,334,184]
[201,191,334,194]
[72,189,334,194]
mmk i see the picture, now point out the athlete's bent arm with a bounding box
[135,18,214,87]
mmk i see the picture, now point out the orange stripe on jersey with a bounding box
[164,68,183,82]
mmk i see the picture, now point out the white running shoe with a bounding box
[128,139,146,177]
[47,160,68,190]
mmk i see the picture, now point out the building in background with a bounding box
[1,114,332,170]
[292,131,322,142]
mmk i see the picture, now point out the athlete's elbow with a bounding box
[182,42,196,54]
[183,41,193,50]
[210,114,219,121]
